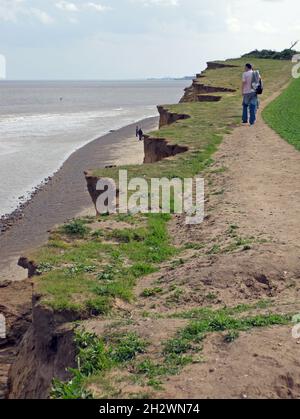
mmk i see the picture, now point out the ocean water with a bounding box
[0,80,187,217]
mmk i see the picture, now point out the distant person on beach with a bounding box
[136,126,139,137]
[242,63,258,126]
[138,128,144,141]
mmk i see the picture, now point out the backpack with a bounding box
[252,71,263,95]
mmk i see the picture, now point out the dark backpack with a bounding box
[256,79,264,95]
[252,71,263,95]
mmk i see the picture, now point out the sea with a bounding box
[0,80,188,217]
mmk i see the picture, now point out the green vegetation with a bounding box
[92,59,292,187]
[62,219,91,238]
[171,300,273,319]
[263,76,300,151]
[33,58,292,315]
[180,313,290,340]
[132,305,291,390]
[32,58,295,399]
[141,287,163,297]
[52,301,293,397]
[51,330,147,399]
[242,49,298,61]
[33,214,176,313]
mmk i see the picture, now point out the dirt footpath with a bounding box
[157,91,300,398]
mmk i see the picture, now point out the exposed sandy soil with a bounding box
[158,326,300,400]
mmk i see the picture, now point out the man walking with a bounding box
[138,128,144,141]
[242,63,258,126]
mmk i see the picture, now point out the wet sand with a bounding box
[0,116,158,281]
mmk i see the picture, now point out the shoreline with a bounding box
[0,115,158,281]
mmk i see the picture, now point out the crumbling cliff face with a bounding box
[143,136,188,164]
[180,62,237,103]
[206,61,238,70]
[157,106,190,128]
[8,299,77,399]
[0,280,32,399]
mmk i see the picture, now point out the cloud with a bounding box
[55,1,79,12]
[226,3,241,32]
[0,0,25,22]
[254,20,277,34]
[85,2,110,12]
[55,1,110,13]
[131,0,180,6]
[30,8,54,24]
[0,0,54,24]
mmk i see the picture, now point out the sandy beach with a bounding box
[0,116,158,282]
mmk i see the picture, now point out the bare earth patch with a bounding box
[158,326,300,399]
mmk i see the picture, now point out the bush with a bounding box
[242,49,298,61]
[62,220,90,237]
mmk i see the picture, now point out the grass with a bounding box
[141,287,163,298]
[131,304,292,391]
[91,59,292,192]
[33,58,292,315]
[61,219,91,238]
[263,76,300,151]
[51,304,293,397]
[171,300,273,319]
[33,213,176,314]
[51,330,147,399]
[31,57,294,398]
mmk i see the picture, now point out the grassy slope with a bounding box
[33,214,177,313]
[33,57,295,398]
[263,76,300,150]
[32,58,292,314]
[92,58,292,182]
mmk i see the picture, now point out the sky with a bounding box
[0,0,300,79]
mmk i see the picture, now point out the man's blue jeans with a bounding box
[242,94,258,125]
[243,103,257,125]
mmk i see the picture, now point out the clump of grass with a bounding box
[141,287,163,298]
[184,242,204,250]
[206,293,218,302]
[62,220,91,237]
[163,337,193,355]
[180,313,291,342]
[109,332,147,363]
[51,330,146,399]
[110,228,147,243]
[65,264,97,276]
[37,262,54,274]
[224,330,240,343]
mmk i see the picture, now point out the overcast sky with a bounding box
[0,0,299,79]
